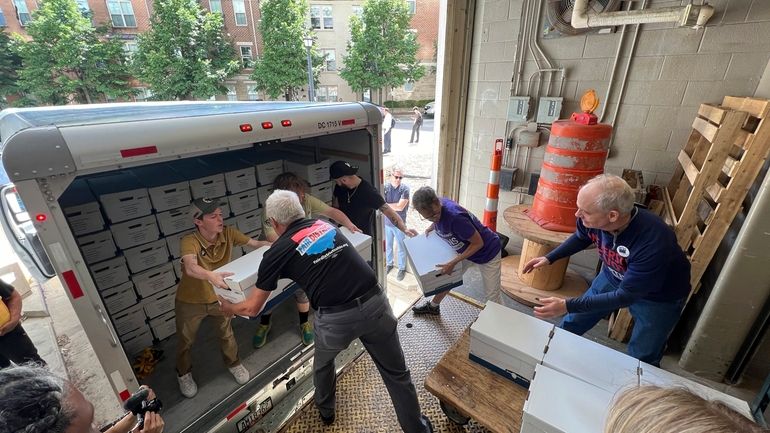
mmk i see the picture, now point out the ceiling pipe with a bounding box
[571,0,715,29]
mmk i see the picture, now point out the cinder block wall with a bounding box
[460,0,770,275]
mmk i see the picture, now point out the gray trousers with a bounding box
[313,291,430,433]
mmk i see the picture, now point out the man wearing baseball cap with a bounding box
[329,160,416,237]
[174,197,272,398]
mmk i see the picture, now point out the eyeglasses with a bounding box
[393,176,403,179]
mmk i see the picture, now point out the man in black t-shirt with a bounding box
[330,160,417,238]
[218,190,433,433]
[0,280,45,368]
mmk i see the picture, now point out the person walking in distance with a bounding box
[383,107,395,154]
[384,166,411,281]
[408,106,423,144]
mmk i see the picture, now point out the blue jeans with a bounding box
[560,270,685,366]
[385,224,407,270]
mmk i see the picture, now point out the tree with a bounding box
[251,0,322,100]
[0,31,22,107]
[15,0,134,105]
[133,0,239,100]
[340,0,425,103]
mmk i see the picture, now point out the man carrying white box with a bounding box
[218,190,434,432]
[410,187,503,315]
[174,197,272,398]
[252,172,361,349]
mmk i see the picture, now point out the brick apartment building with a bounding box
[0,0,436,103]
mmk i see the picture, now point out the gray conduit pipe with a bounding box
[679,170,770,380]
[599,0,634,123]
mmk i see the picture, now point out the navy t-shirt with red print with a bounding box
[255,218,376,309]
[545,206,690,314]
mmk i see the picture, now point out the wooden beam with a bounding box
[698,103,726,125]
[678,150,699,185]
[692,117,719,143]
[723,96,770,118]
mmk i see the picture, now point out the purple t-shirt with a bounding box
[434,198,500,264]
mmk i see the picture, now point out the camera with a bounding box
[123,388,163,431]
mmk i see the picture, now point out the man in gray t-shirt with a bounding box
[384,167,410,281]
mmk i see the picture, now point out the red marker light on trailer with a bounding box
[281,120,292,127]
[261,122,274,129]
[35,214,47,222]
[239,124,253,132]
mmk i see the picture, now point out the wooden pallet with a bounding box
[667,96,770,293]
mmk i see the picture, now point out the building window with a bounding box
[403,81,414,92]
[107,0,136,27]
[316,85,337,102]
[233,0,247,26]
[352,6,362,18]
[240,46,253,68]
[209,0,221,13]
[134,87,153,102]
[320,49,336,71]
[13,0,31,26]
[406,0,415,14]
[362,89,371,103]
[75,0,91,14]
[0,10,6,27]
[310,5,333,30]
[123,42,138,59]
[226,85,237,101]
[246,84,259,101]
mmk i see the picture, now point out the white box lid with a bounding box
[543,327,640,393]
[403,231,459,278]
[524,364,616,433]
[214,246,271,292]
[471,301,553,362]
[339,226,372,252]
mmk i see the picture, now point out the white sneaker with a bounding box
[177,372,198,398]
[229,364,250,385]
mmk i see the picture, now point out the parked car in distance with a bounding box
[424,101,435,118]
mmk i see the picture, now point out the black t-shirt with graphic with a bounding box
[255,218,377,309]
[333,178,385,236]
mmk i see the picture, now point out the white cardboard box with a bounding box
[101,280,138,315]
[228,189,260,216]
[165,229,194,259]
[339,226,372,261]
[77,230,117,264]
[132,262,177,298]
[522,364,616,433]
[235,209,263,234]
[543,327,640,393]
[91,256,130,291]
[156,207,194,235]
[149,310,176,341]
[204,157,257,195]
[170,159,227,199]
[112,302,147,336]
[124,239,170,274]
[640,362,753,419]
[310,181,334,203]
[257,184,274,206]
[88,173,152,224]
[110,215,160,250]
[143,286,176,319]
[172,259,183,281]
[60,179,105,236]
[284,158,331,185]
[120,324,153,356]
[238,153,283,185]
[215,246,270,292]
[469,301,554,386]
[130,165,192,213]
[403,232,464,296]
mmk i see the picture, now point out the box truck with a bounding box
[0,101,386,433]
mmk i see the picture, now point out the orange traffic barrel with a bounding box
[527,119,612,232]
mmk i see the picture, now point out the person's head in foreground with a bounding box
[604,385,764,433]
[265,190,306,235]
[412,186,442,223]
[576,173,635,231]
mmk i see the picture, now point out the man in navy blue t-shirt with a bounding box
[523,174,690,365]
[384,166,410,281]
[411,187,502,315]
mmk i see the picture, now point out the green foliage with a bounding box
[251,0,322,100]
[14,0,135,105]
[383,99,432,109]
[0,32,22,106]
[133,0,239,100]
[340,0,425,96]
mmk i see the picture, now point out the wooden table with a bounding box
[502,205,589,306]
[424,330,527,433]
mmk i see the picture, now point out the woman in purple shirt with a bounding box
[411,187,502,315]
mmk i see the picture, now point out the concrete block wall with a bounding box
[460,0,770,269]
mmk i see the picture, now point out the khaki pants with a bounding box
[175,299,240,375]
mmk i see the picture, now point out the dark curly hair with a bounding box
[0,364,74,433]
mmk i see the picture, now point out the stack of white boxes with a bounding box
[469,302,754,433]
[403,232,464,296]
[213,246,295,317]
[284,156,333,205]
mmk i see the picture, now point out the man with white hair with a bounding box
[522,174,690,365]
[218,190,433,432]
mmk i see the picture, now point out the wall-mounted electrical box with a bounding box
[508,96,531,122]
[536,97,563,124]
